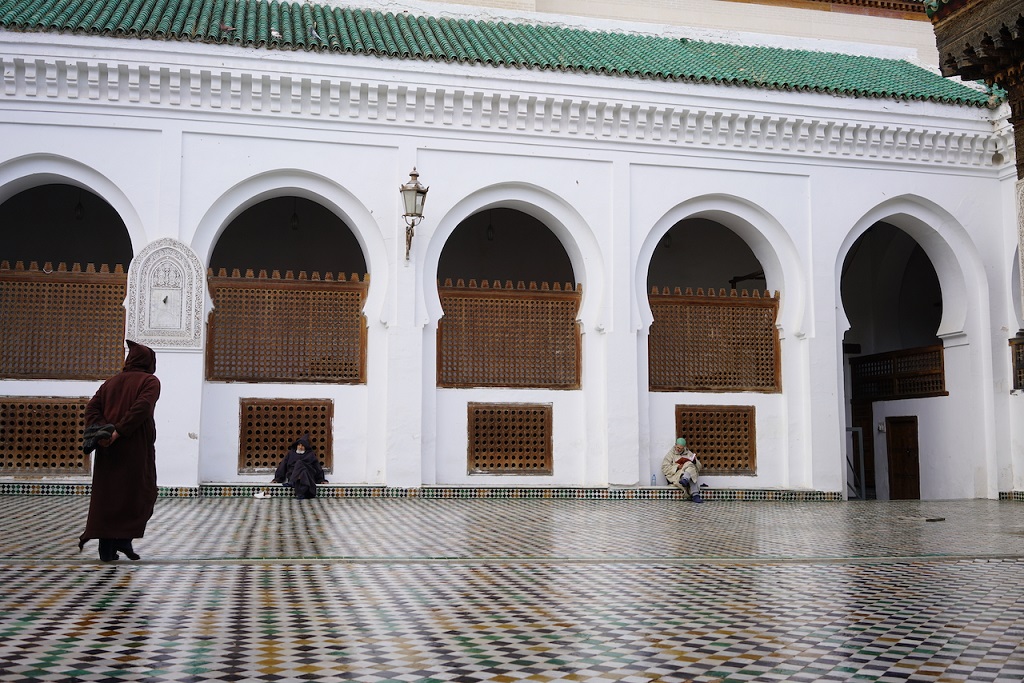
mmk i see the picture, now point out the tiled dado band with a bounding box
[2,483,1022,500]
[0,482,839,501]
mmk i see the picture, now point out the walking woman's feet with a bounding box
[97,539,119,562]
[113,539,140,561]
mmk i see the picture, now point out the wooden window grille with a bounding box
[675,404,756,475]
[207,269,368,383]
[438,279,581,389]
[1011,338,1024,392]
[849,344,947,401]
[0,261,127,380]
[649,288,781,392]
[468,402,553,475]
[239,398,333,473]
[0,398,91,474]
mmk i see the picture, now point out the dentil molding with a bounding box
[0,52,1010,168]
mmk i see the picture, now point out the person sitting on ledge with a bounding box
[661,437,704,503]
[271,434,327,499]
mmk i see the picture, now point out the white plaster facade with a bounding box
[0,4,1020,498]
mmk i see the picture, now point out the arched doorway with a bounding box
[435,207,579,478]
[0,183,132,380]
[205,195,369,478]
[841,221,944,500]
[645,217,779,480]
[0,183,133,476]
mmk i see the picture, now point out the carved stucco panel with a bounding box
[125,238,205,349]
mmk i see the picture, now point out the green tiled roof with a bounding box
[0,0,991,107]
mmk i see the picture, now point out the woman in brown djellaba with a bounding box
[78,340,161,562]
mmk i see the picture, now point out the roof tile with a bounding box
[0,0,993,107]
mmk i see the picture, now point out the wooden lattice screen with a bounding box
[849,344,946,401]
[1011,338,1024,392]
[468,402,553,474]
[239,398,333,473]
[0,261,127,380]
[0,398,91,474]
[675,404,756,475]
[649,288,780,393]
[438,280,581,389]
[207,269,368,383]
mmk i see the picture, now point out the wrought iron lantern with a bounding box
[399,168,429,260]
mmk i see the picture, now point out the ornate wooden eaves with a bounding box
[929,0,1023,177]
[930,0,1023,83]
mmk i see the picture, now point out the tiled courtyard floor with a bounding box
[0,496,1022,682]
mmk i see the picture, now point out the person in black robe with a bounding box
[272,434,326,499]
[79,340,161,561]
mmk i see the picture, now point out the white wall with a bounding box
[0,26,1015,497]
[199,383,371,484]
[647,391,789,488]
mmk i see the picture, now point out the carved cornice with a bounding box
[929,0,1024,83]
[0,54,1007,168]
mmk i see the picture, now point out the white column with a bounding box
[1018,180,1024,327]
[155,349,204,487]
[604,160,641,486]
[379,175,425,488]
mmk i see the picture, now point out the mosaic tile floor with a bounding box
[1,497,1022,682]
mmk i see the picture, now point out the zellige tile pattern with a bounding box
[0,497,1021,682]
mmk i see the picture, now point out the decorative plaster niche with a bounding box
[125,238,205,349]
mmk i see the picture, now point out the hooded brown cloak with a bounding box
[79,340,161,548]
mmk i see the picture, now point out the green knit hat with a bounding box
[676,437,686,447]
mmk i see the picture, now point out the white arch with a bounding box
[634,194,806,336]
[835,195,986,342]
[0,153,146,255]
[421,182,604,327]
[190,169,388,322]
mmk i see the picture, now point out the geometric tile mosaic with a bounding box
[0,497,1022,682]
[1,559,1022,682]
[0,481,846,501]
[2,497,1024,562]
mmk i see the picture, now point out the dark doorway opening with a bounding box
[210,196,365,276]
[0,183,131,267]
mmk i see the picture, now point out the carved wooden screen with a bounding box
[649,288,781,393]
[849,345,946,401]
[438,280,581,389]
[207,269,368,383]
[468,402,553,474]
[0,398,91,475]
[239,398,333,473]
[1010,338,1024,392]
[0,261,127,380]
[675,404,756,475]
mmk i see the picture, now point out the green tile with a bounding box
[0,0,994,107]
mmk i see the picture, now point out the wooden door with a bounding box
[886,416,920,500]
